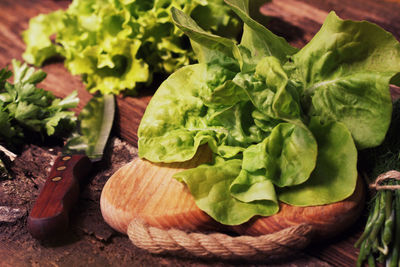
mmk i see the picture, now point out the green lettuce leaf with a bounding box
[137,63,258,162]
[225,0,297,66]
[230,123,317,204]
[174,157,279,225]
[21,10,65,66]
[171,6,239,65]
[207,101,267,147]
[278,118,358,206]
[233,56,303,124]
[288,11,400,149]
[138,64,210,162]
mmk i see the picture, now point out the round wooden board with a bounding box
[100,146,219,234]
[100,146,365,238]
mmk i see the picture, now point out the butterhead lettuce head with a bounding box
[138,0,400,225]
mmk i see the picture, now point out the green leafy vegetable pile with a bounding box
[0,60,78,150]
[138,0,400,226]
[22,0,242,95]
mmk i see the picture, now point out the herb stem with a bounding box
[381,189,394,255]
[368,254,376,267]
[355,194,381,248]
[356,194,382,266]
[388,189,400,267]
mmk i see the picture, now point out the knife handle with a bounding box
[27,154,92,240]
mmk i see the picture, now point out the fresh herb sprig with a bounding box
[356,99,400,266]
[0,59,79,151]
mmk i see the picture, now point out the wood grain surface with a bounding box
[0,0,400,266]
[100,145,217,234]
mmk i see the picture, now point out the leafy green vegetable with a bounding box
[225,0,298,64]
[22,0,243,95]
[278,118,358,206]
[287,13,400,149]
[0,60,78,150]
[174,157,279,225]
[361,100,400,180]
[230,123,318,203]
[138,0,400,225]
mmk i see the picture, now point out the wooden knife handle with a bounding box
[27,154,92,240]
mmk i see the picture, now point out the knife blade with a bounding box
[27,93,115,240]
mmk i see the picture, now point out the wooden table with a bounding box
[0,0,399,266]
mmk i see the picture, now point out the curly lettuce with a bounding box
[22,0,243,95]
[138,0,400,225]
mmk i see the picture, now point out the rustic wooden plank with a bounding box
[115,95,151,145]
[299,0,400,36]
[261,0,400,49]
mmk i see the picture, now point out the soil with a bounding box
[0,138,137,266]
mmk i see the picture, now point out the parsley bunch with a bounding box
[0,60,79,150]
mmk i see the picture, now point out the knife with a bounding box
[27,93,115,240]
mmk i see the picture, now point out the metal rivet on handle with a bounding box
[62,156,71,161]
[52,176,62,182]
[57,166,67,171]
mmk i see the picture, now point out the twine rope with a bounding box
[370,170,400,190]
[127,218,314,261]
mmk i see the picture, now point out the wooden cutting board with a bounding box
[100,145,365,239]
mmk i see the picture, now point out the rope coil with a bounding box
[370,170,400,190]
[127,218,314,261]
